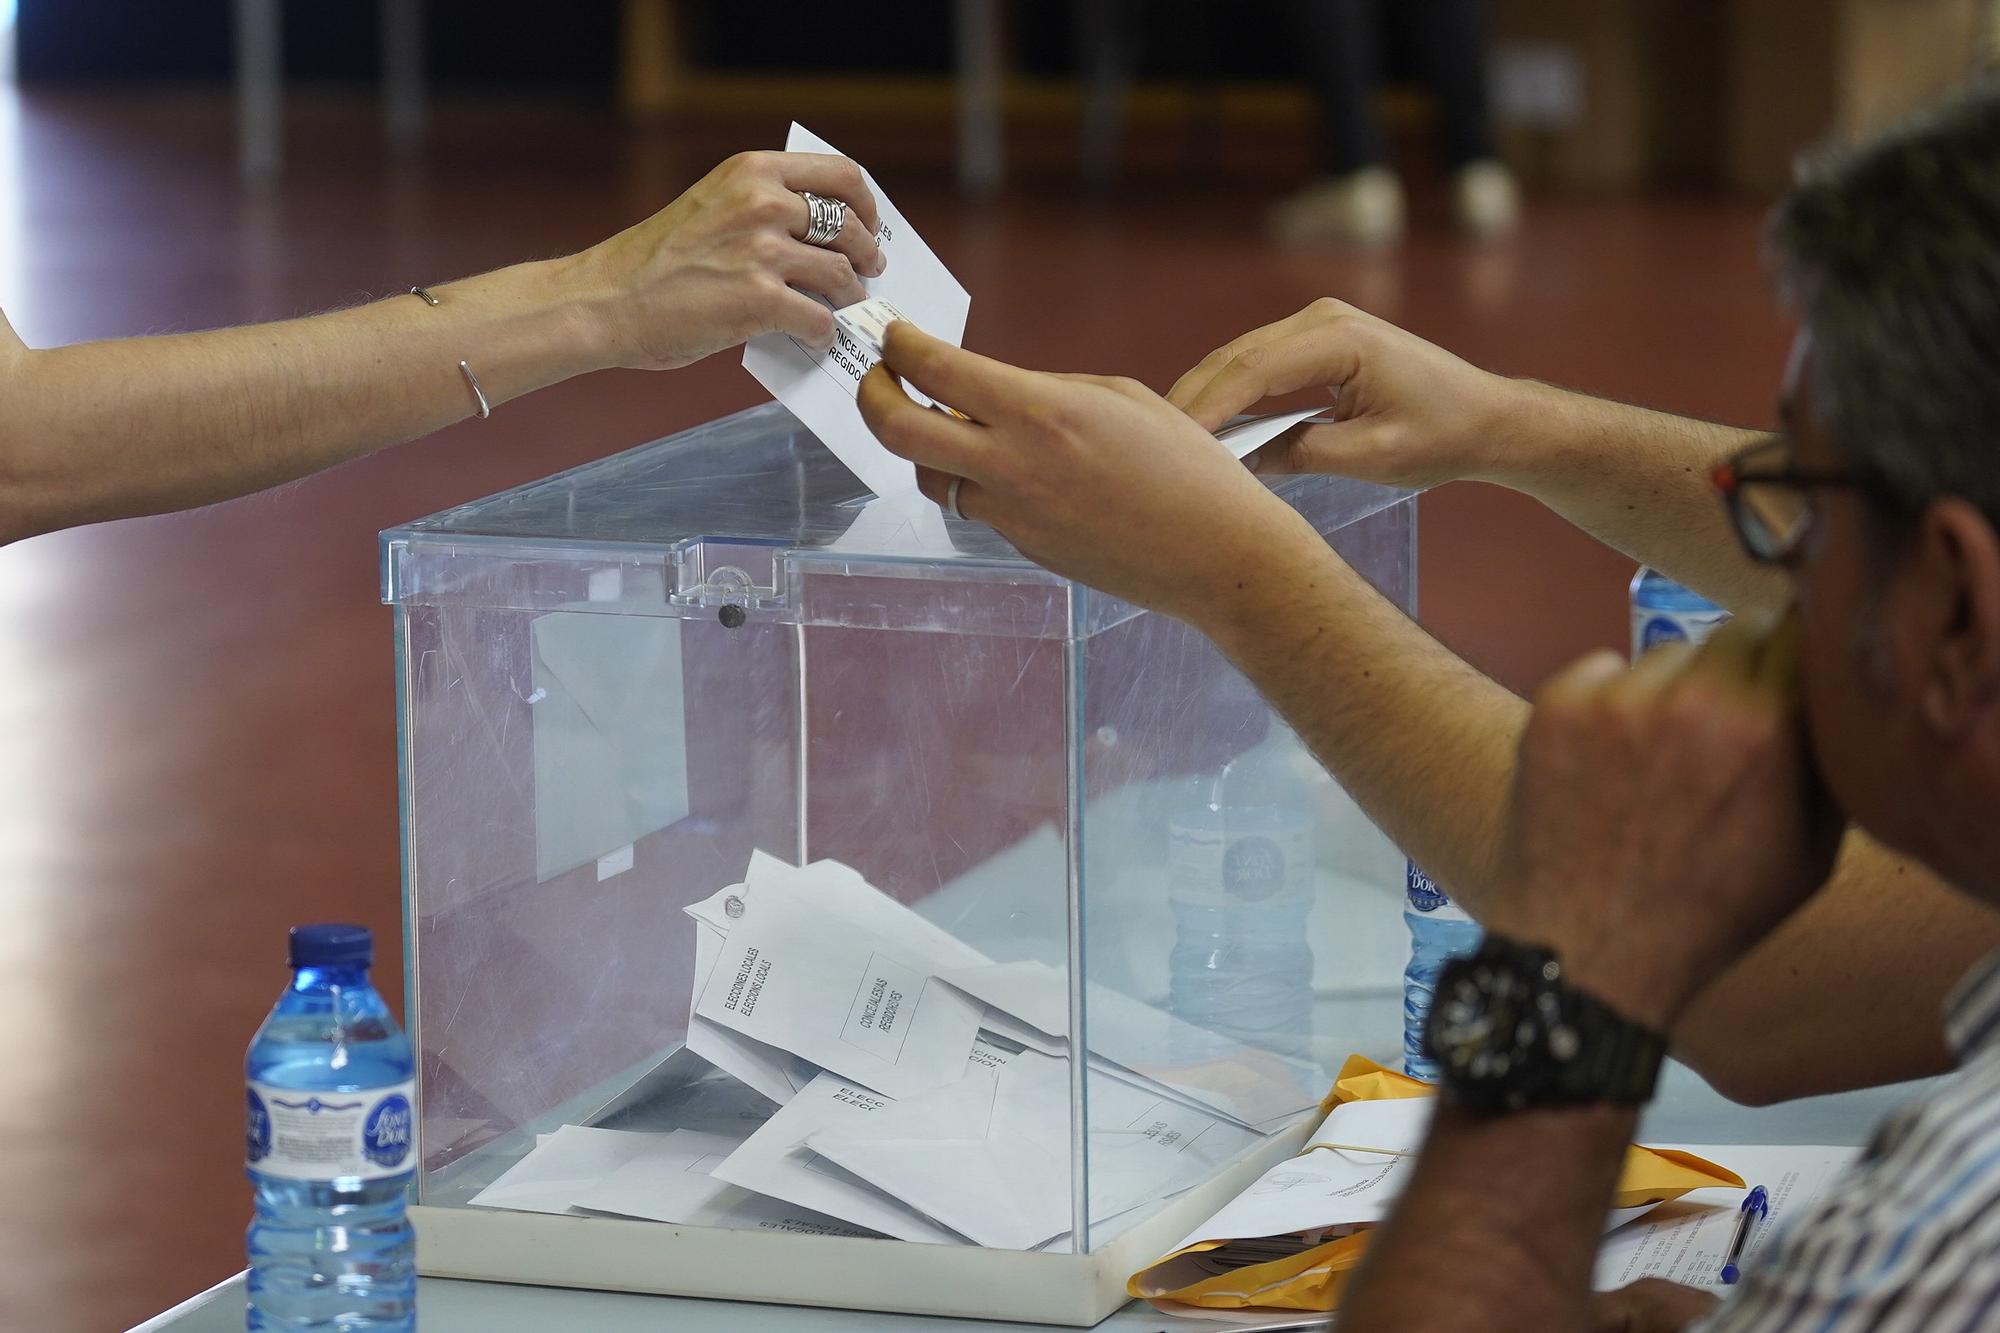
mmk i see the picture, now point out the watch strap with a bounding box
[1547,971,1668,1105]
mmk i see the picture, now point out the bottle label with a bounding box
[1406,863,1448,911]
[1169,808,1313,907]
[246,1079,417,1181]
[1405,863,1475,922]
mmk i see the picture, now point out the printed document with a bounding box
[692,887,985,1101]
[1592,1143,1858,1291]
[685,918,819,1107]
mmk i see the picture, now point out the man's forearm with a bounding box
[1201,524,1984,1101]
[0,256,609,541]
[1208,515,1526,903]
[1482,381,1788,617]
[1341,1103,1635,1333]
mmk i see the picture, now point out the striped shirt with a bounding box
[1696,953,2000,1332]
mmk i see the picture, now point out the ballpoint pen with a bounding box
[1719,1184,1770,1285]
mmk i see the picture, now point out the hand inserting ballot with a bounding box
[856,321,1327,631]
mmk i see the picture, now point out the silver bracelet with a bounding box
[408,286,492,420]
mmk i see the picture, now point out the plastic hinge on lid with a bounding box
[666,538,789,613]
[289,923,373,969]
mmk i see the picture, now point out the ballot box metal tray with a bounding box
[381,400,1419,1325]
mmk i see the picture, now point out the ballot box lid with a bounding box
[380,401,1408,640]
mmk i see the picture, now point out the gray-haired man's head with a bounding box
[1772,86,2000,532]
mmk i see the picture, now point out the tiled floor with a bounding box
[0,90,1791,1332]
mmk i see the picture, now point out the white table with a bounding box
[134,1061,1911,1331]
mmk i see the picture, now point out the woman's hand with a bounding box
[578,151,885,371]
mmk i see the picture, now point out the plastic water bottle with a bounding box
[246,924,417,1331]
[1167,738,1317,1058]
[1402,863,1483,1081]
[1630,567,1730,657]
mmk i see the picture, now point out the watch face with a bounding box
[1428,941,1661,1109]
[1426,947,1582,1110]
[1429,958,1532,1083]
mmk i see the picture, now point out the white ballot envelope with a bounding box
[827,489,954,556]
[568,1128,876,1237]
[686,918,819,1106]
[743,124,970,500]
[1217,409,1328,462]
[528,612,689,883]
[808,1046,1261,1251]
[937,960,1323,1130]
[710,1057,1009,1245]
[691,886,984,1101]
[688,853,1061,1056]
[468,1125,666,1216]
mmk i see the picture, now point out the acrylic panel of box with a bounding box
[381,401,1418,1324]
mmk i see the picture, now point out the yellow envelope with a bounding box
[1128,1055,1743,1315]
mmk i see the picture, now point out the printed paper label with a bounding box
[246,1079,417,1181]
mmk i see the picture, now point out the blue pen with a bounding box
[1719,1185,1770,1285]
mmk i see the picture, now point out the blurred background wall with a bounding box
[15,1,1988,191]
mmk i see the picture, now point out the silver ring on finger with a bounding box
[945,474,967,522]
[800,191,848,247]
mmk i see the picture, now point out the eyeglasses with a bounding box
[1711,438,1871,564]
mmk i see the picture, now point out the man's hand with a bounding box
[1591,1279,1720,1333]
[579,150,885,371]
[1496,616,1846,1030]
[1166,298,1525,486]
[857,322,1317,630]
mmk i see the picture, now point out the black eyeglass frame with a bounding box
[1710,438,1878,564]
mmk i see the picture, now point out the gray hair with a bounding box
[1770,85,2000,528]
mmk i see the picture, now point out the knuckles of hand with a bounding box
[750,190,794,230]
[727,150,779,181]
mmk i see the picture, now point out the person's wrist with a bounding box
[1552,938,1707,1035]
[1460,376,1568,490]
[1196,513,1339,651]
[534,250,624,376]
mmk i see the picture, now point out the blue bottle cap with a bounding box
[289,923,373,968]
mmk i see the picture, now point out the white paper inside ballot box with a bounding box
[691,889,984,1102]
[709,1064,980,1246]
[686,854,1061,1057]
[686,918,818,1107]
[568,1129,874,1236]
[466,1125,875,1236]
[807,1045,1262,1251]
[936,959,1324,1130]
[468,1125,653,1216]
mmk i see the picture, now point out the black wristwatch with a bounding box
[1422,934,1667,1113]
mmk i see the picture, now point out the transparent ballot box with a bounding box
[382,401,1417,1325]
